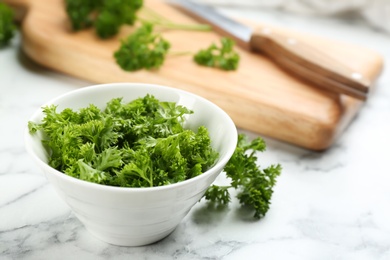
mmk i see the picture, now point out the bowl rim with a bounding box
[25,82,238,193]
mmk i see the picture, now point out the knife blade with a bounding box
[171,0,371,100]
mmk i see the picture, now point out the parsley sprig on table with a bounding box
[204,134,282,219]
[28,95,219,187]
[0,3,16,47]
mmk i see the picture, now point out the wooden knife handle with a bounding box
[249,28,371,100]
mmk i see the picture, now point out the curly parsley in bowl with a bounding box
[28,94,219,187]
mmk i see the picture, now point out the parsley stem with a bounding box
[168,50,194,57]
[140,6,171,24]
[139,7,211,32]
[154,20,211,31]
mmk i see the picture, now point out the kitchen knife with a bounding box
[172,0,371,100]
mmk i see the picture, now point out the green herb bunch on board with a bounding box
[65,0,143,38]
[204,134,282,219]
[114,22,170,71]
[194,37,240,71]
[63,0,240,71]
[28,95,219,187]
[114,25,240,72]
[0,3,16,46]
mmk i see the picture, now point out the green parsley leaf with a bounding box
[64,0,98,31]
[0,3,16,47]
[64,0,143,38]
[204,134,282,219]
[204,185,231,205]
[114,22,170,71]
[194,37,240,71]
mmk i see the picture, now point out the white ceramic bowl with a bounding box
[25,83,237,246]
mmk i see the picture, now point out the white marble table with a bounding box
[1,5,390,260]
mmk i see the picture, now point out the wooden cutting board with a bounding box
[4,0,383,150]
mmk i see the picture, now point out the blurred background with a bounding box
[199,0,390,34]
